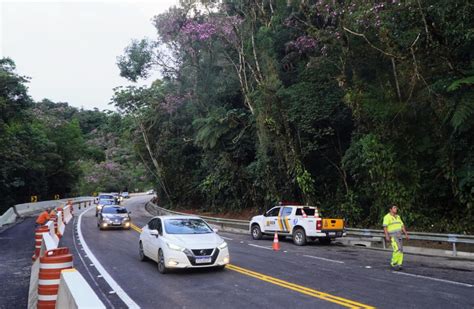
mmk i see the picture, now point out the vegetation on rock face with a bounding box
[115,0,473,233]
[0,58,152,212]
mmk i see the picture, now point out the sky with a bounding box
[0,0,178,111]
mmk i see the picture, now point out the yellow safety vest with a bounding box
[383,213,404,234]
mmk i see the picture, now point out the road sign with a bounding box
[54,194,60,200]
[31,195,38,203]
[93,192,98,197]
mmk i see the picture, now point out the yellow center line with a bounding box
[129,223,374,309]
[130,223,142,233]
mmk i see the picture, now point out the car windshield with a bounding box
[99,199,115,205]
[102,207,127,214]
[164,219,212,234]
[99,195,114,200]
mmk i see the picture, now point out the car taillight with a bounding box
[316,219,322,231]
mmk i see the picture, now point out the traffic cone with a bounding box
[272,232,280,251]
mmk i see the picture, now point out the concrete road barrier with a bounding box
[63,206,73,224]
[0,197,93,229]
[0,207,18,227]
[55,269,105,309]
[57,211,65,236]
[15,201,62,217]
[45,221,60,247]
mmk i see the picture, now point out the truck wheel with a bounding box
[251,224,263,240]
[319,237,332,245]
[293,228,307,246]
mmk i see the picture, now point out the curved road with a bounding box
[55,195,474,308]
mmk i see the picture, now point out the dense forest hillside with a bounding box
[115,0,473,232]
[0,58,152,212]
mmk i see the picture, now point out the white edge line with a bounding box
[302,255,345,264]
[392,271,473,288]
[248,243,273,250]
[78,207,141,308]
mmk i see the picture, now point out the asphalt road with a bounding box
[2,195,473,308]
[0,217,35,309]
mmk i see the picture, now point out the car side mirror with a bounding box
[213,228,218,233]
[150,230,159,237]
[128,211,132,214]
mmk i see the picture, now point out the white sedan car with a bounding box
[139,216,230,273]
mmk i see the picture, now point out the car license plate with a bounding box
[327,232,336,236]
[195,257,212,264]
[113,222,121,225]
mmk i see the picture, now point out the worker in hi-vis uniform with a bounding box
[383,205,409,270]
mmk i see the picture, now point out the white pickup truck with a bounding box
[249,204,345,245]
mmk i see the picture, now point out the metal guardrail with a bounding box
[345,228,474,256]
[147,202,474,257]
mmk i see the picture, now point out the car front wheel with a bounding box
[139,242,148,261]
[157,249,168,274]
[251,224,263,240]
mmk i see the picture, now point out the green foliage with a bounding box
[117,39,154,82]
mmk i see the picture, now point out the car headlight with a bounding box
[218,242,228,250]
[166,242,185,252]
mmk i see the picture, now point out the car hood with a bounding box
[103,214,128,219]
[165,233,223,249]
[251,215,264,221]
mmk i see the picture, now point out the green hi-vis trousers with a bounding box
[390,233,404,266]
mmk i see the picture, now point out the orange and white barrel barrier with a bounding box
[37,247,73,309]
[32,226,49,261]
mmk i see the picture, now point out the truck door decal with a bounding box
[266,220,275,226]
[284,216,291,231]
[277,216,283,230]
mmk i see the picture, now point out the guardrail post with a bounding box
[448,234,457,257]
